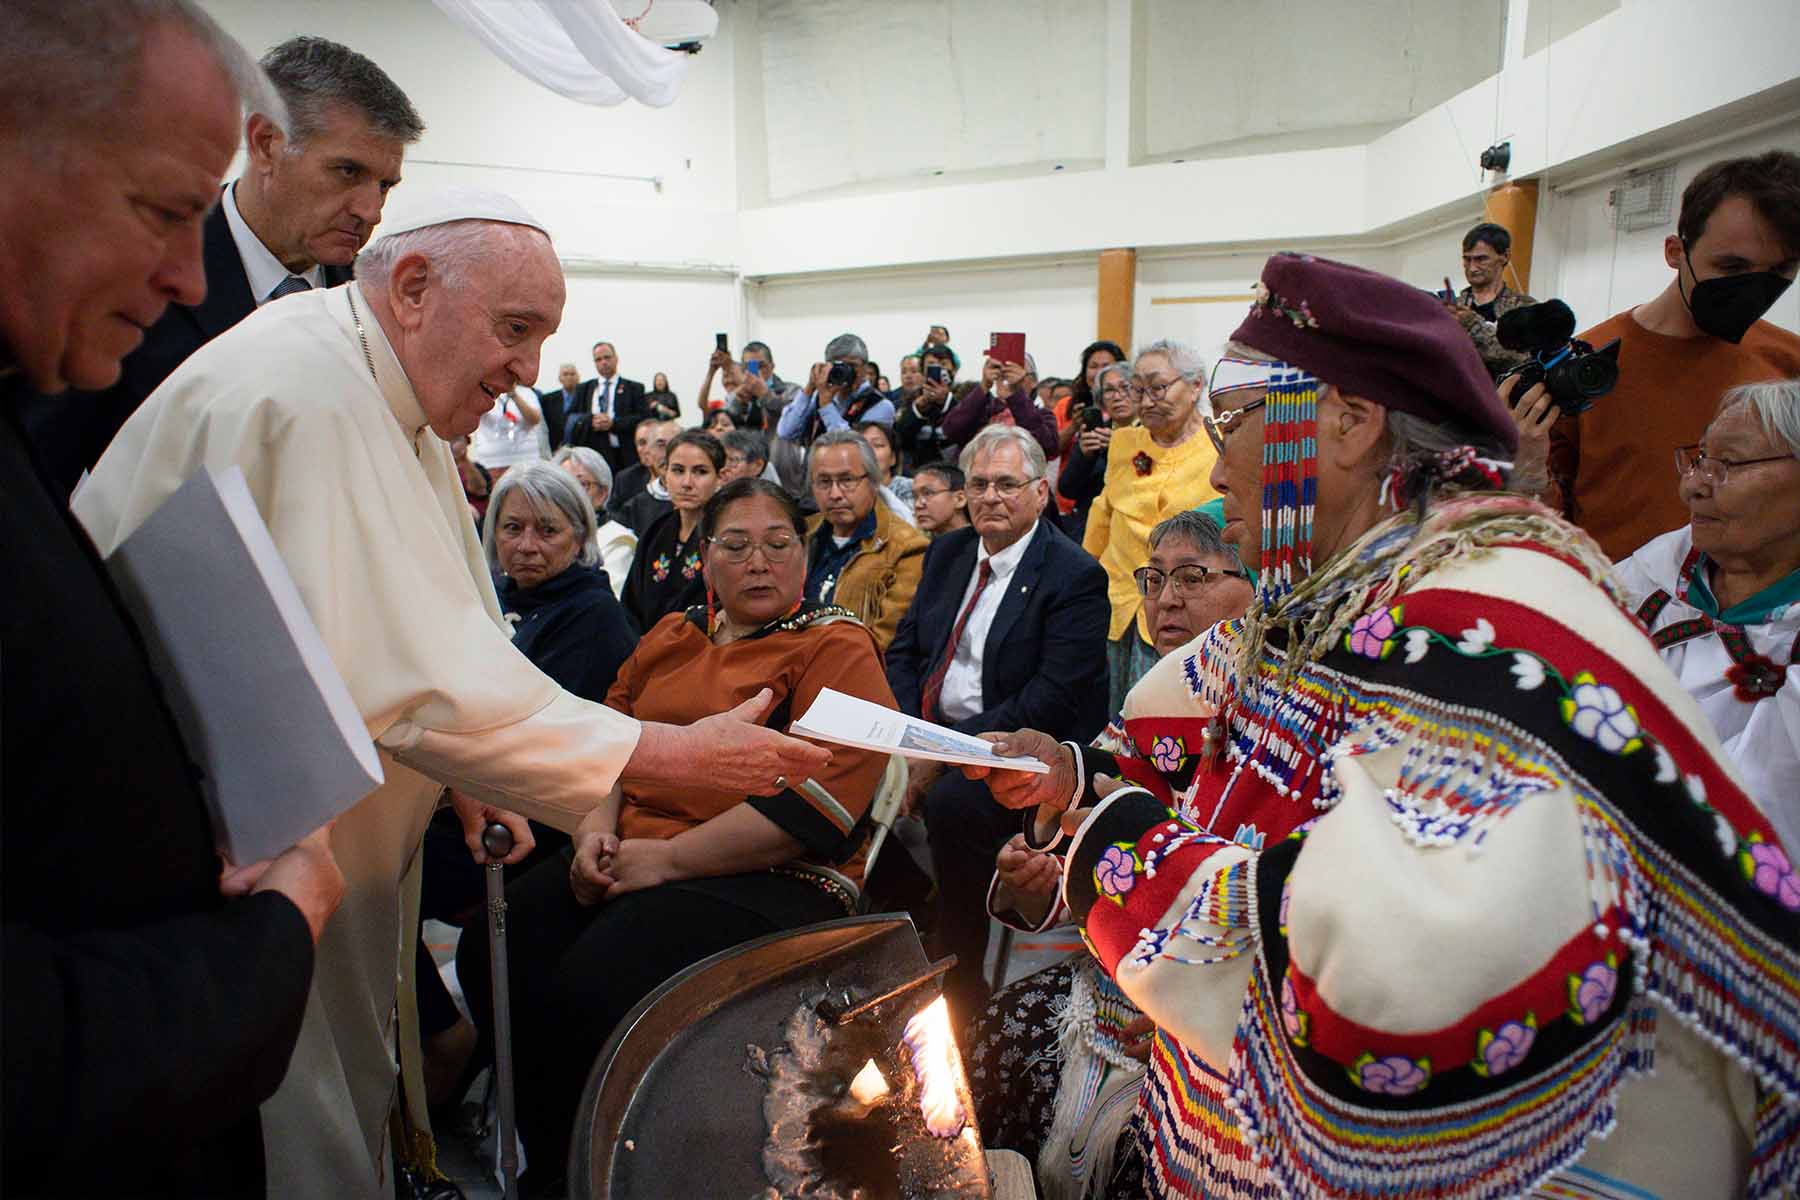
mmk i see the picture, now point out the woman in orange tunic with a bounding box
[458,478,898,1191]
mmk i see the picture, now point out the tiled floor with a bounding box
[425,835,1074,1199]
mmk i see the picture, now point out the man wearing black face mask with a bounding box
[1533,150,1800,560]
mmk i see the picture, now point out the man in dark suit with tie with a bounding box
[563,340,648,471]
[18,35,421,499]
[886,425,1110,1016]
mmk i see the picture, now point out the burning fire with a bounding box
[848,1058,890,1107]
[900,996,966,1138]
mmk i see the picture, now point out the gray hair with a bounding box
[355,218,550,293]
[482,461,599,571]
[958,424,1048,480]
[1719,378,1800,461]
[259,36,422,147]
[0,0,284,145]
[808,428,882,484]
[1149,510,1241,570]
[824,333,869,362]
[1095,360,1134,394]
[552,444,613,496]
[1136,338,1209,384]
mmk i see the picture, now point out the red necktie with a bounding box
[920,559,992,723]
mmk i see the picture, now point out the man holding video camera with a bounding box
[1527,151,1800,560]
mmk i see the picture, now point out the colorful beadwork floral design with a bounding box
[650,553,672,582]
[1559,671,1644,755]
[1280,974,1310,1046]
[1566,955,1618,1025]
[1350,1052,1430,1096]
[1150,735,1185,772]
[1095,844,1139,903]
[1131,450,1154,477]
[1739,833,1800,911]
[1346,606,1401,659]
[1471,1014,1537,1078]
[680,550,701,580]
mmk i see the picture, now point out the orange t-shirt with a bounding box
[1547,311,1800,561]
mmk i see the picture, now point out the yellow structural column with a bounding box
[1485,180,1539,295]
[1097,248,1137,351]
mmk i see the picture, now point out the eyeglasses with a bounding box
[707,532,801,564]
[1133,564,1247,597]
[1130,377,1180,402]
[1674,444,1792,486]
[964,475,1038,499]
[912,484,955,501]
[1202,398,1268,452]
[812,472,869,494]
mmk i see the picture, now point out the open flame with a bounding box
[900,996,966,1138]
[848,1058,890,1107]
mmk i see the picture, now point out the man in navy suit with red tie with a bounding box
[886,425,1109,1016]
[564,339,648,471]
[17,35,422,499]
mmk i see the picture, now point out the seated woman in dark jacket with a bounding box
[458,478,899,1191]
[621,429,724,631]
[417,462,638,1108]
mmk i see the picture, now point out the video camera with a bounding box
[1495,300,1621,416]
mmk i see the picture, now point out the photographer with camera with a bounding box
[1530,150,1800,560]
[776,331,896,451]
[1447,222,1537,379]
[896,343,958,469]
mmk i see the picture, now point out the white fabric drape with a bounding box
[431,0,716,108]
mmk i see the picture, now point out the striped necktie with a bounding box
[267,275,311,302]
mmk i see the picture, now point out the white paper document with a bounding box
[104,465,383,863]
[791,688,1050,774]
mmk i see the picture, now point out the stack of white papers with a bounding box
[105,465,383,864]
[791,688,1050,774]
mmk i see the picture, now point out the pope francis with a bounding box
[73,190,832,1197]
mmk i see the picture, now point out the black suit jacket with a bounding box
[562,375,647,470]
[886,521,1109,743]
[1,388,314,1195]
[537,385,580,453]
[18,199,353,499]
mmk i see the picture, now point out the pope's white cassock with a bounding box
[75,275,638,1197]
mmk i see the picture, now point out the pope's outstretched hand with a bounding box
[629,688,833,796]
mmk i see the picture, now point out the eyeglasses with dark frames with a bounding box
[1133,563,1249,597]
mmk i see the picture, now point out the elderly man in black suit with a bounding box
[17,34,422,500]
[1,3,346,1194]
[564,339,648,471]
[539,361,588,452]
[887,424,1110,1017]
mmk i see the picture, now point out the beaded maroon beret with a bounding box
[1230,253,1519,455]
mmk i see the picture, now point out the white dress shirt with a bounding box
[937,521,1037,723]
[221,182,323,303]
